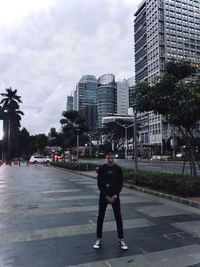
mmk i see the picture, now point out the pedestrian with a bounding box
[93,149,128,250]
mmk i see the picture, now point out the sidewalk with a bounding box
[75,170,200,209]
[2,164,200,267]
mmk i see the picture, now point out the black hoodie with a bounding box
[97,163,123,197]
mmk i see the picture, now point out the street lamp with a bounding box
[170,127,178,159]
[115,121,134,159]
[76,128,80,161]
[133,104,138,183]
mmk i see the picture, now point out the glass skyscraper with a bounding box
[74,75,97,132]
[66,96,73,111]
[97,74,117,127]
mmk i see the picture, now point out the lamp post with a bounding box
[133,104,138,183]
[115,121,134,159]
[170,127,178,159]
[76,128,80,161]
[125,125,128,159]
[89,134,92,158]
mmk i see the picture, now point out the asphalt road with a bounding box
[1,164,200,266]
[80,158,200,175]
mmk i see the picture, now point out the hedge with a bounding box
[51,161,98,171]
[123,169,200,197]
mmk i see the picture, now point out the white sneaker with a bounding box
[119,239,128,250]
[93,239,101,249]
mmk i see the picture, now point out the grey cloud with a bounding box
[0,0,138,134]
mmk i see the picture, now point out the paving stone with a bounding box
[1,165,200,266]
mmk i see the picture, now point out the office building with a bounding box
[135,0,200,83]
[66,95,73,111]
[126,77,136,108]
[73,75,97,132]
[116,80,129,115]
[134,0,200,153]
[97,74,117,127]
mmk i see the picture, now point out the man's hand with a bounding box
[105,196,112,204]
[110,195,117,204]
[105,195,117,204]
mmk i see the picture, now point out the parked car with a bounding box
[29,155,52,164]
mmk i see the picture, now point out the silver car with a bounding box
[29,155,52,164]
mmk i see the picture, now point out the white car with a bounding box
[29,155,52,164]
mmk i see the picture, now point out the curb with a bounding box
[126,184,200,209]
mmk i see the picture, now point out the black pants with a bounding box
[96,195,124,239]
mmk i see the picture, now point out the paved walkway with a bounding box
[1,165,200,266]
[76,170,200,207]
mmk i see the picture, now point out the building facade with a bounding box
[116,80,129,115]
[97,74,117,127]
[73,75,97,132]
[134,0,200,154]
[66,95,73,111]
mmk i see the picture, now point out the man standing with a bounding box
[93,149,128,250]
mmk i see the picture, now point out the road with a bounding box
[80,158,200,175]
[1,164,200,266]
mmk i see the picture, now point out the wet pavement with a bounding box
[1,164,200,266]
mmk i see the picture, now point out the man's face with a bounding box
[106,152,114,164]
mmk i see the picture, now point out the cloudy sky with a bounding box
[0,0,139,135]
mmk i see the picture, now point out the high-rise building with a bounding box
[66,95,73,111]
[126,77,136,108]
[134,0,200,153]
[116,80,129,115]
[73,75,97,132]
[135,0,200,83]
[97,74,117,127]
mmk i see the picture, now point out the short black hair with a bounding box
[105,149,114,155]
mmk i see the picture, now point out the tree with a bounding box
[102,120,134,150]
[15,128,31,159]
[48,127,63,147]
[25,134,48,155]
[60,110,89,150]
[0,87,24,159]
[34,134,48,154]
[136,60,200,176]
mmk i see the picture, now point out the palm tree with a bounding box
[60,110,89,150]
[1,87,22,106]
[0,87,24,160]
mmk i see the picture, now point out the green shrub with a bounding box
[123,169,200,197]
[51,161,98,171]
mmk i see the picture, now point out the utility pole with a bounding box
[133,104,138,183]
[89,134,92,157]
[115,121,134,160]
[76,128,80,161]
